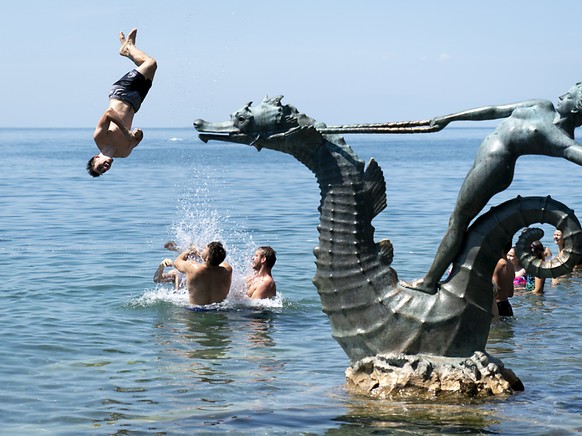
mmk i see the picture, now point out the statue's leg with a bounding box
[412,153,514,293]
[420,207,473,290]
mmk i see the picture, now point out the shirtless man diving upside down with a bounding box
[87,28,157,177]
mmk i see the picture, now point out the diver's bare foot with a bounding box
[126,28,137,44]
[399,278,437,295]
[119,28,137,57]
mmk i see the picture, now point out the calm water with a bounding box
[1,127,582,434]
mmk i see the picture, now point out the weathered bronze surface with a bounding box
[194,96,582,395]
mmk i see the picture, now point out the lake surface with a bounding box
[1,127,581,434]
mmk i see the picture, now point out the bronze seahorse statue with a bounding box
[194,96,582,364]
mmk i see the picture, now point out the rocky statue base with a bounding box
[346,352,524,399]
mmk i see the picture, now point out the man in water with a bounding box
[173,242,233,306]
[87,28,157,177]
[246,246,277,299]
[492,242,515,317]
[408,83,582,293]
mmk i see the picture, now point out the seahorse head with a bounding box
[194,96,323,154]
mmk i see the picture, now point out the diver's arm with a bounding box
[94,108,133,141]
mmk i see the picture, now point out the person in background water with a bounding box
[173,242,233,306]
[552,228,582,267]
[507,246,526,289]
[152,241,191,291]
[87,28,157,177]
[492,241,515,317]
[550,228,582,284]
[554,229,565,257]
[246,246,277,299]
[551,229,565,285]
[544,246,553,260]
[526,240,546,294]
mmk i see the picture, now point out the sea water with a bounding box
[1,127,581,434]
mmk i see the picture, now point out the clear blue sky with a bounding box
[2,0,582,128]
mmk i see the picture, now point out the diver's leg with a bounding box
[119,29,157,81]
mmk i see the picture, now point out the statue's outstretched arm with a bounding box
[430,99,547,131]
[561,137,582,166]
[317,100,548,135]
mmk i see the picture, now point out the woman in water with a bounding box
[525,240,546,294]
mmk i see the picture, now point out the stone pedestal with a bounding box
[346,351,524,399]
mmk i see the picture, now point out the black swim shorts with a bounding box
[496,300,514,317]
[108,69,152,112]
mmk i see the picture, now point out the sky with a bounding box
[2,0,582,128]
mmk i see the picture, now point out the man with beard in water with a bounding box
[405,83,582,294]
[174,242,233,306]
[87,28,157,177]
[246,246,277,299]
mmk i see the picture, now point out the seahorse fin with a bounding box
[377,239,394,265]
[364,158,387,218]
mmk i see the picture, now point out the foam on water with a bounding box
[131,284,284,310]
[131,286,189,307]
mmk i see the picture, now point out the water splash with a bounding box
[133,169,282,309]
[169,171,256,296]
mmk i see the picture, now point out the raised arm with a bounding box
[164,241,180,252]
[430,99,548,131]
[173,250,192,273]
[153,258,175,283]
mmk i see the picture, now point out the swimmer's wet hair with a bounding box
[530,240,545,260]
[207,241,227,266]
[258,246,277,268]
[86,157,101,177]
